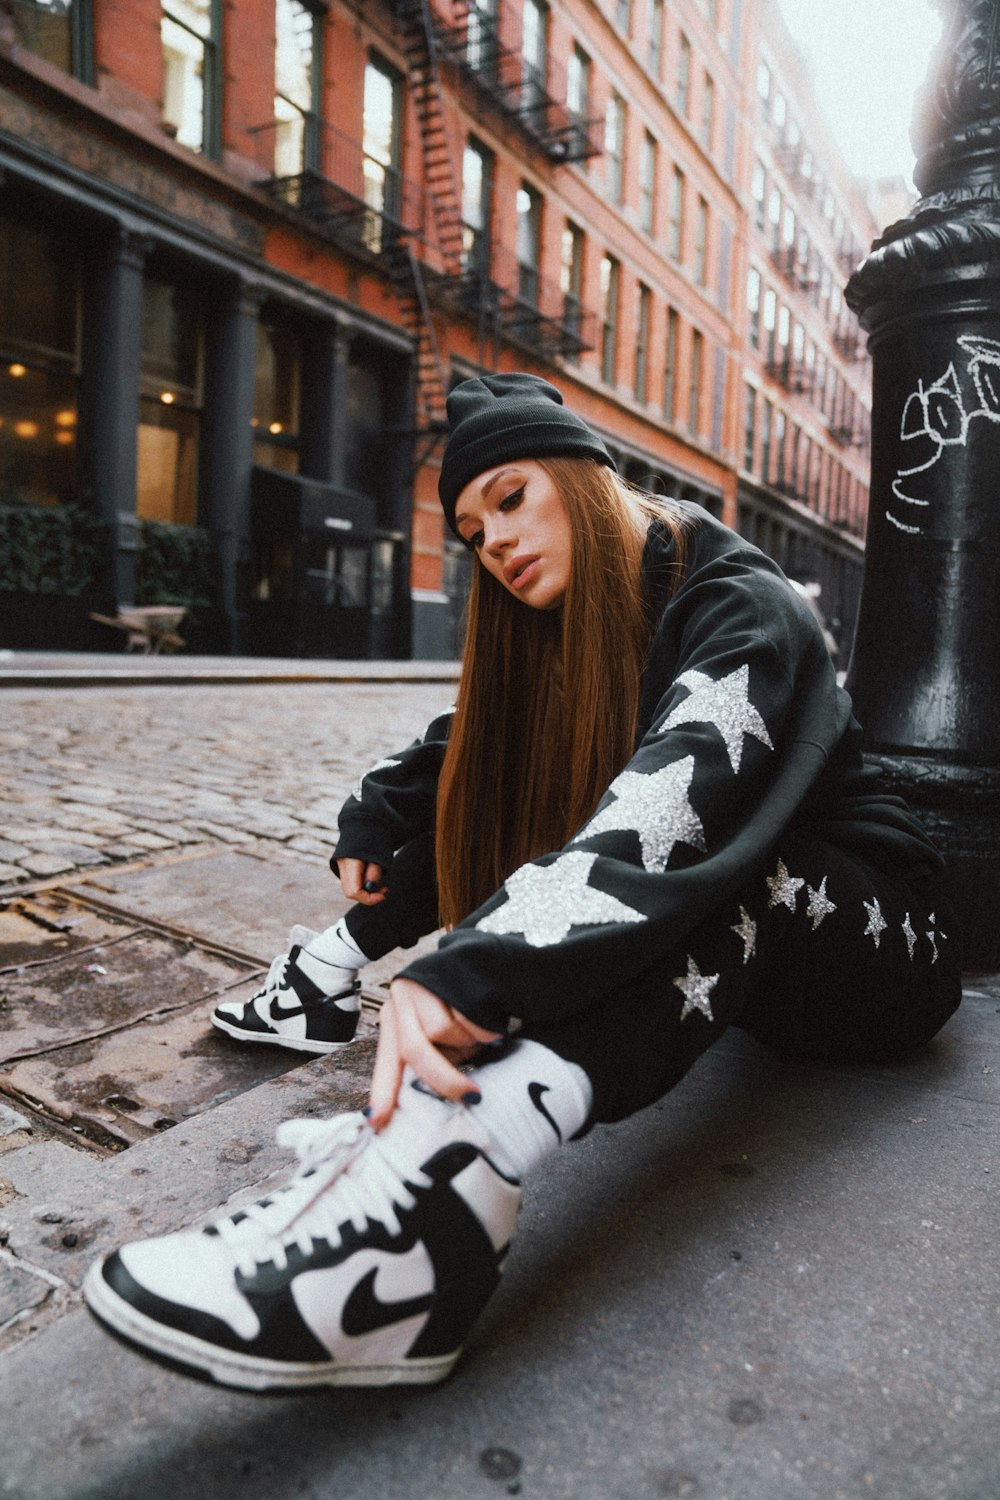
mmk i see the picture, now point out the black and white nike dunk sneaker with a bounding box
[212,931,360,1055]
[83,1078,522,1390]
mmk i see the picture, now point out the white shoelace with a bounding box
[213,1114,432,1279]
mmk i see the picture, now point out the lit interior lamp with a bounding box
[268,421,284,434]
[54,431,75,446]
[54,410,77,428]
[160,391,176,405]
[8,364,27,378]
[14,420,39,439]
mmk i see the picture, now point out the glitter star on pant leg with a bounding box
[766,857,804,912]
[674,957,719,1022]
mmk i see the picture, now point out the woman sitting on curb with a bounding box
[83,372,961,1390]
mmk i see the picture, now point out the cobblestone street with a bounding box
[0,682,455,891]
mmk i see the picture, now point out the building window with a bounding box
[521,0,548,122]
[639,132,657,234]
[462,138,493,274]
[161,0,221,158]
[664,306,678,422]
[605,92,625,204]
[763,286,776,360]
[560,221,584,358]
[757,59,770,115]
[677,30,691,117]
[647,0,663,74]
[600,253,620,385]
[362,55,403,251]
[743,383,756,472]
[751,159,766,229]
[252,319,301,474]
[10,0,93,81]
[274,0,322,176]
[635,283,651,402]
[689,328,703,434]
[669,165,685,260]
[774,408,786,485]
[761,397,772,482]
[0,214,80,509]
[567,42,590,122]
[695,195,708,284]
[137,275,203,526]
[516,182,542,306]
[701,73,714,151]
[466,0,498,78]
[747,267,761,348]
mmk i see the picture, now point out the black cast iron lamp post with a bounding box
[845,0,1000,968]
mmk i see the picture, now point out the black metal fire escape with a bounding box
[388,0,466,450]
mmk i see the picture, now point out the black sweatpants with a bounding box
[344,832,962,1126]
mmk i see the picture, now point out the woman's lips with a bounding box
[506,556,540,589]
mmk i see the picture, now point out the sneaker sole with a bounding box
[82,1260,459,1391]
[210,1012,358,1056]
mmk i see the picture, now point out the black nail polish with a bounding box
[362,880,381,893]
[462,1090,482,1107]
[361,1105,373,1119]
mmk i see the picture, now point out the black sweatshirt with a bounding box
[331,504,942,1034]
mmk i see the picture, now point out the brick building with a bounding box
[0,0,877,658]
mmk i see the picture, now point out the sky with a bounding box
[774,0,944,186]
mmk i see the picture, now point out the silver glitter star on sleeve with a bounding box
[902,913,917,960]
[766,857,805,911]
[805,877,837,930]
[731,905,757,963]
[655,665,774,774]
[926,911,946,963]
[863,897,888,948]
[674,957,719,1022]
[352,757,402,801]
[475,851,646,948]
[573,756,706,873]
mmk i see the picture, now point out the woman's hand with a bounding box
[335,857,388,906]
[368,977,502,1128]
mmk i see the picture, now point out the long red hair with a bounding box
[435,459,688,928]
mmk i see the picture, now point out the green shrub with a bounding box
[0,501,103,596]
[135,520,217,612]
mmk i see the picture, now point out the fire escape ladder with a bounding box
[385,238,450,459]
[394,0,465,276]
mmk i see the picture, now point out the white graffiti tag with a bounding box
[890,336,1000,533]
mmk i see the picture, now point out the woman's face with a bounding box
[454,460,572,610]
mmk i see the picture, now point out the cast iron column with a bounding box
[201,277,262,654]
[83,226,151,609]
[845,0,1000,967]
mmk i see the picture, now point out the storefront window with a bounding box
[252,321,301,473]
[0,215,80,508]
[137,277,202,526]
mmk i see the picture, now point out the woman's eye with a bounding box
[499,486,525,512]
[468,530,484,550]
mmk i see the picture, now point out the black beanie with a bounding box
[438,372,617,534]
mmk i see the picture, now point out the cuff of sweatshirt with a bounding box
[395,933,513,1037]
[330,817,397,876]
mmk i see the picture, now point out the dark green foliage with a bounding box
[135,520,217,612]
[0,500,103,596]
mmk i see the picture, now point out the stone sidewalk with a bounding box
[1,672,998,1500]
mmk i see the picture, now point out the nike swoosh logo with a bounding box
[269,997,306,1020]
[340,1264,435,1337]
[528,1081,562,1142]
